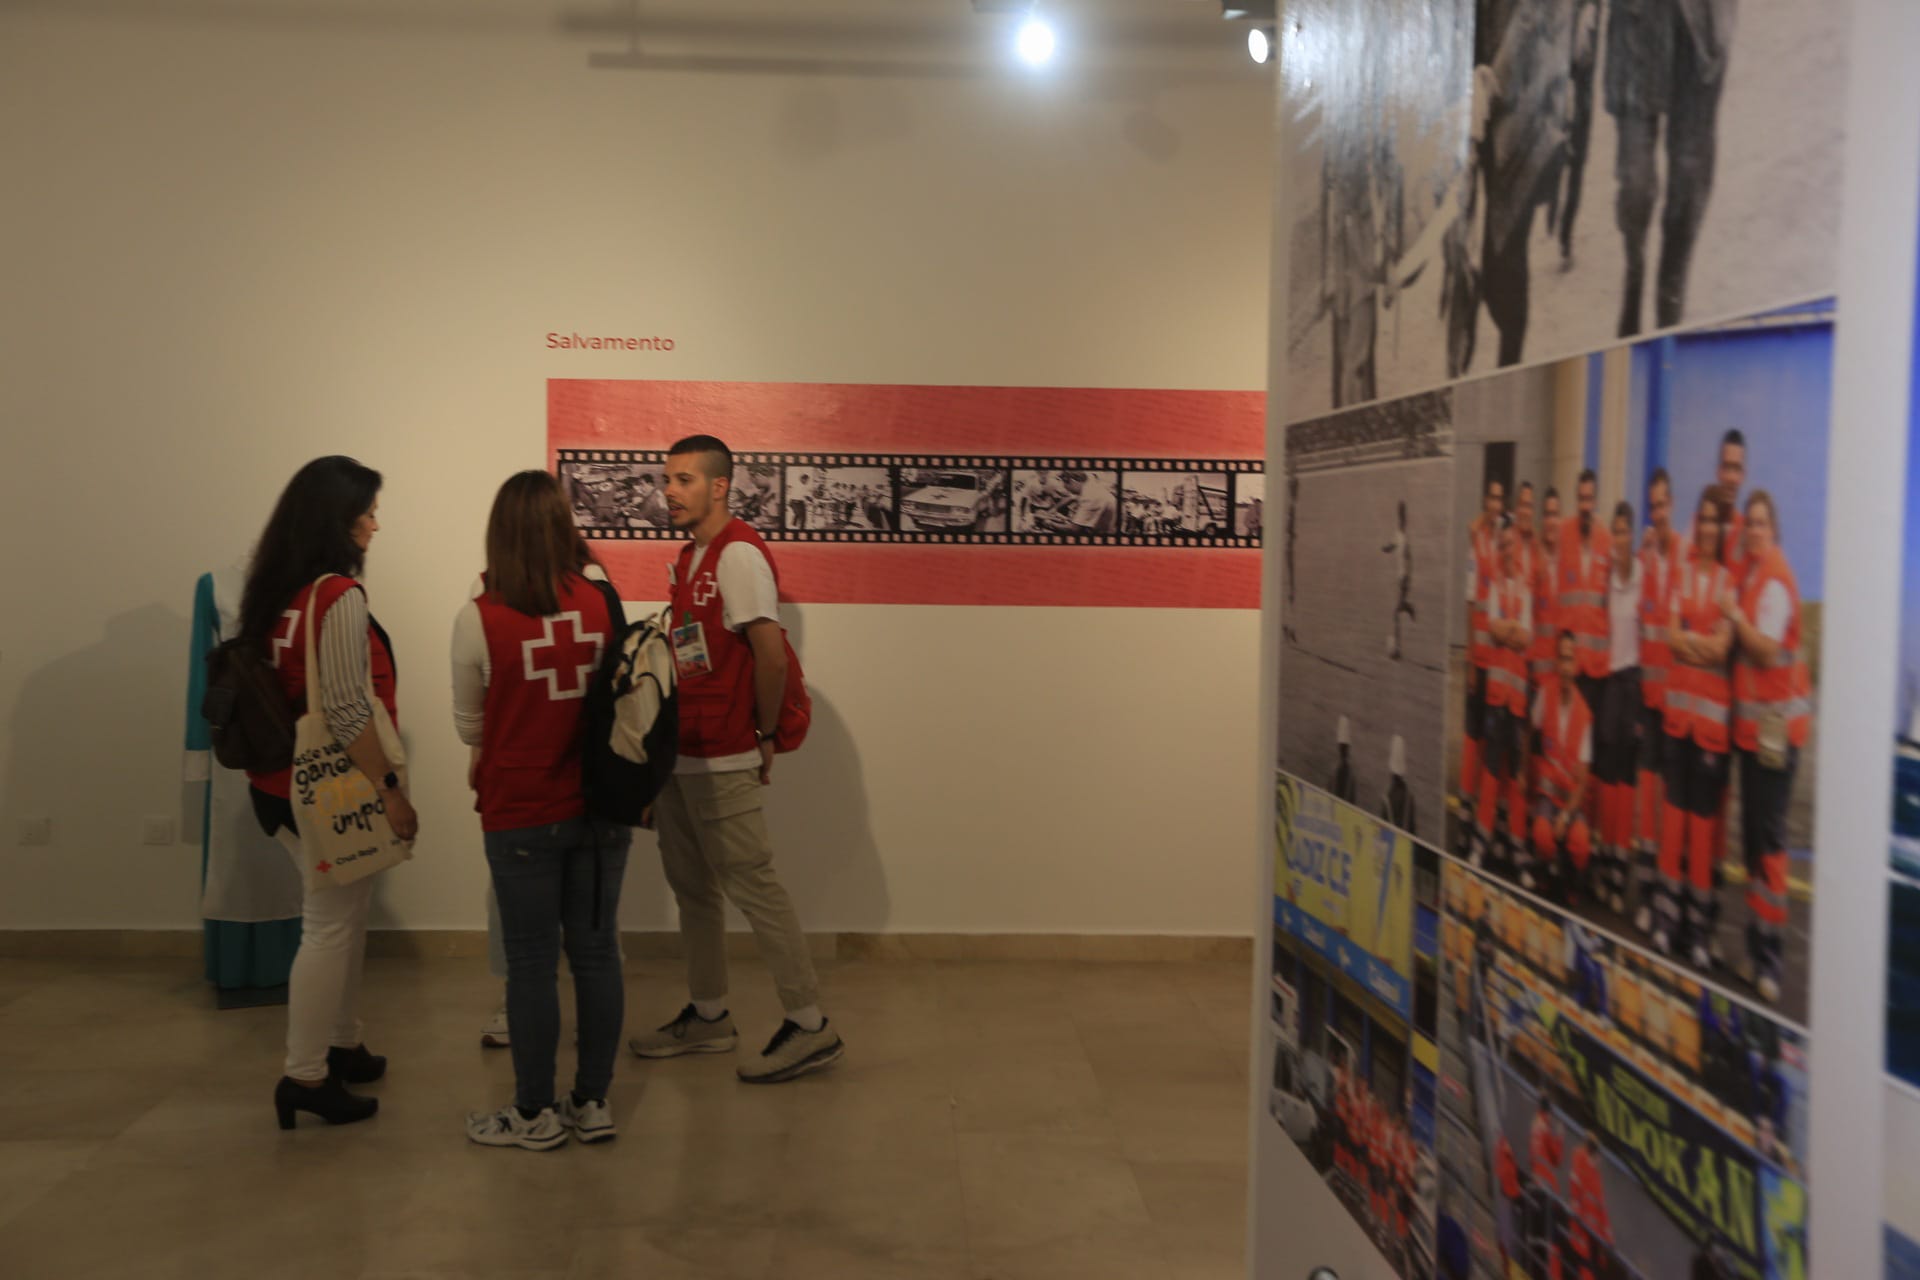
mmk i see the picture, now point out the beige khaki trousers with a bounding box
[654,770,819,1012]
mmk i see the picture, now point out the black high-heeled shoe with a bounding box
[275,1075,379,1130]
[326,1043,387,1084]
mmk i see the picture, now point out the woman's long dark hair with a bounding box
[239,456,383,645]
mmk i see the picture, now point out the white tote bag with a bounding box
[289,575,413,892]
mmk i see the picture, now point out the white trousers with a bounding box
[276,828,374,1080]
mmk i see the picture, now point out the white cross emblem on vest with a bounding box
[522,612,604,701]
[270,609,300,668]
[693,571,719,608]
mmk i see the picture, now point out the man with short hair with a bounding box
[1635,468,1681,933]
[1717,429,1749,579]
[1460,478,1506,845]
[630,434,845,1083]
[1474,516,1531,871]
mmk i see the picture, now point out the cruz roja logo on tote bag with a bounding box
[290,575,413,891]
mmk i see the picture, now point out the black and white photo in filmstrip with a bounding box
[553,451,1265,548]
[559,460,670,530]
[1010,468,1121,535]
[1280,0,1847,422]
[783,465,898,533]
[730,462,784,534]
[1121,470,1233,538]
[1237,472,1268,538]
[898,467,1007,533]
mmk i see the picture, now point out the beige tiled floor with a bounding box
[0,954,1252,1279]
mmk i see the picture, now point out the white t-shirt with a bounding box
[1071,483,1116,533]
[676,539,780,775]
[1607,559,1643,674]
[1532,683,1593,766]
[1753,580,1791,643]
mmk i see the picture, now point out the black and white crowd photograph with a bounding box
[782,465,897,532]
[1119,471,1233,537]
[1280,0,1847,423]
[558,460,670,530]
[1010,468,1121,536]
[1277,390,1456,843]
[1440,302,1830,1025]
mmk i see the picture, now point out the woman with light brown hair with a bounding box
[1720,489,1810,1005]
[451,470,630,1150]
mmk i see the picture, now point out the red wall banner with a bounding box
[548,379,1266,608]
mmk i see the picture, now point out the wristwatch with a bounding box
[380,770,400,792]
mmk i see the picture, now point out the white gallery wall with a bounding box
[0,1,1272,934]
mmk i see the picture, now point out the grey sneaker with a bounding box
[557,1094,616,1144]
[630,1004,738,1059]
[738,1019,844,1084]
[466,1104,568,1151]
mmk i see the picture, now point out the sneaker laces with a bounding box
[663,1003,700,1035]
[761,1020,804,1055]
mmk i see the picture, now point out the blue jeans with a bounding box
[483,817,631,1111]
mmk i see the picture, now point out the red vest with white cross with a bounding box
[248,576,397,800]
[473,572,613,832]
[671,518,779,761]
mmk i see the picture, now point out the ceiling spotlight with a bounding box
[1248,25,1273,64]
[1016,14,1056,66]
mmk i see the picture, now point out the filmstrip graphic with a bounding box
[556,450,1266,548]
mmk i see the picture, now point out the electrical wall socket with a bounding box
[143,817,176,846]
[19,817,51,846]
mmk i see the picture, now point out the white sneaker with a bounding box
[480,1007,510,1049]
[557,1095,616,1144]
[738,1019,845,1084]
[466,1104,568,1151]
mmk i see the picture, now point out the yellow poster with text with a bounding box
[1275,774,1414,984]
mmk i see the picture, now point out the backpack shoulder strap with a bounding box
[585,574,627,634]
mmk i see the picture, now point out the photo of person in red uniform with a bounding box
[1656,486,1735,972]
[1526,631,1594,902]
[1721,490,1810,1005]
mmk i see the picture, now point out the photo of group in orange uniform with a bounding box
[1442,304,1829,1026]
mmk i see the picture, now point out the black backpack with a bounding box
[201,638,296,772]
[582,578,678,824]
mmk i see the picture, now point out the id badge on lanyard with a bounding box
[671,614,712,680]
